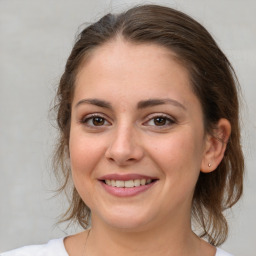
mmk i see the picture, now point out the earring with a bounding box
[208,163,211,167]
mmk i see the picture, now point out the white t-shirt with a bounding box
[0,238,234,256]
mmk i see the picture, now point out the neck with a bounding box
[86,214,201,256]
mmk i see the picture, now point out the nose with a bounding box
[105,124,144,166]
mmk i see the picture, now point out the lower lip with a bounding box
[100,181,156,197]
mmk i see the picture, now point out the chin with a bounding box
[105,218,151,232]
[94,206,156,231]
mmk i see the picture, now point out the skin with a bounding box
[65,38,231,256]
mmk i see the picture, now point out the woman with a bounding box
[2,4,244,256]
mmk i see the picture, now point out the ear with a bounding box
[200,118,231,173]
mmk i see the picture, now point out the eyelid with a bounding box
[142,113,176,126]
[144,112,175,121]
[80,113,112,126]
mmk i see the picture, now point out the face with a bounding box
[69,39,208,231]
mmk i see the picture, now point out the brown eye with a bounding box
[81,115,110,127]
[92,117,105,126]
[153,117,167,126]
[143,115,175,128]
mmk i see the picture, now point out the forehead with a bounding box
[74,39,198,110]
[78,39,186,76]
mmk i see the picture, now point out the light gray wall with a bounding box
[0,0,255,255]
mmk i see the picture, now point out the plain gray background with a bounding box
[0,0,255,255]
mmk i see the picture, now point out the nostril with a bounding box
[127,158,136,161]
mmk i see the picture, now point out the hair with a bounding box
[53,4,244,246]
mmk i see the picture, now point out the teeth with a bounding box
[146,179,151,184]
[141,179,146,185]
[115,180,124,187]
[134,179,141,187]
[124,180,134,188]
[105,179,152,188]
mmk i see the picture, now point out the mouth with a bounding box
[98,174,158,197]
[103,178,156,188]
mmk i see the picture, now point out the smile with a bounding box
[104,179,153,188]
[99,174,158,197]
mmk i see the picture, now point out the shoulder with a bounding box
[216,247,234,256]
[1,238,68,256]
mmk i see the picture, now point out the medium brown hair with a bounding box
[53,4,244,246]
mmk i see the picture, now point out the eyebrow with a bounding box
[137,98,186,110]
[75,98,113,109]
[75,98,186,110]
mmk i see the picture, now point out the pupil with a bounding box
[93,117,104,126]
[154,117,166,126]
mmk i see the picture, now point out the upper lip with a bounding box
[98,174,158,181]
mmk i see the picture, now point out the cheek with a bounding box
[155,131,203,163]
[150,130,204,184]
[69,131,106,208]
[151,133,204,209]
[69,130,105,179]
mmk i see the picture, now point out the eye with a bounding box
[152,117,168,126]
[81,114,111,127]
[144,115,175,127]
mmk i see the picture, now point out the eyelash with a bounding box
[143,114,176,128]
[79,113,111,127]
[79,113,176,129]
